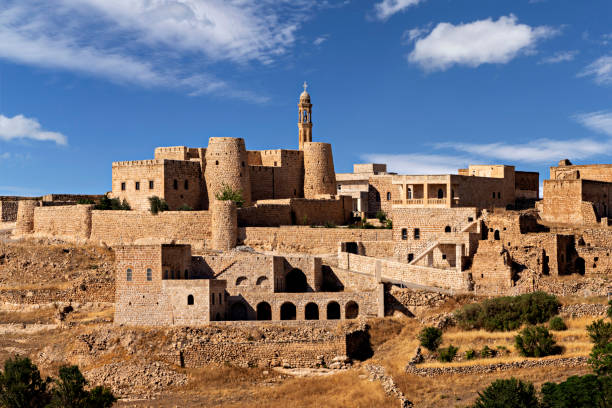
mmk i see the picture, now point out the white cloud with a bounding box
[539,50,578,64]
[574,111,612,136]
[579,56,612,85]
[408,15,558,71]
[0,0,330,101]
[313,35,329,46]
[436,138,611,163]
[361,153,470,174]
[0,152,10,160]
[373,0,424,21]
[0,114,67,145]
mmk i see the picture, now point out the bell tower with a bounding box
[298,81,312,150]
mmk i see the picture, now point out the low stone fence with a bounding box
[405,356,588,377]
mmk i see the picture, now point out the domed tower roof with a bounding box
[299,81,311,104]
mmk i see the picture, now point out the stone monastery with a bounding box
[4,84,612,326]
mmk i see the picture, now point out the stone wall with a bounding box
[0,201,18,222]
[367,175,399,218]
[551,163,612,183]
[240,226,392,254]
[237,203,292,227]
[111,160,165,211]
[33,205,93,241]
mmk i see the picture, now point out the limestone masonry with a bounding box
[7,87,612,327]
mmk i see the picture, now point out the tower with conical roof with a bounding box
[298,81,312,150]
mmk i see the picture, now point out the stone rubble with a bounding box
[364,364,413,408]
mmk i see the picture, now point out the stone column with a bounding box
[456,244,463,272]
[423,183,429,205]
[446,181,452,208]
[14,200,37,235]
[211,200,237,251]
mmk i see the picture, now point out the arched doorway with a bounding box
[345,301,359,319]
[256,302,272,320]
[494,230,500,241]
[444,225,451,233]
[305,302,319,320]
[230,302,248,321]
[280,302,296,320]
[286,269,308,293]
[437,189,444,199]
[327,301,340,320]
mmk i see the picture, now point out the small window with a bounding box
[387,192,391,201]
[274,161,277,166]
[468,217,474,222]
[215,160,219,165]
[442,254,447,260]
[407,188,412,199]
[444,226,451,233]
[242,161,245,167]
[338,185,342,190]
[414,228,420,240]
[184,180,189,190]
[211,293,215,305]
[173,179,178,190]
[492,192,495,199]
[218,293,222,304]
[187,295,194,305]
[498,192,501,199]
[135,181,140,190]
[126,268,132,281]
[408,253,414,262]
[149,180,154,189]
[146,268,152,281]
[401,228,408,240]
[121,182,126,191]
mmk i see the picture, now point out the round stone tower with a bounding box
[14,200,37,235]
[204,137,251,209]
[303,142,337,198]
[211,200,237,251]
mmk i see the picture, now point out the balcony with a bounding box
[392,198,457,207]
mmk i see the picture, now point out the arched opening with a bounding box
[407,188,412,199]
[386,192,391,201]
[126,268,132,282]
[286,269,308,293]
[236,276,247,286]
[346,242,358,254]
[401,228,408,240]
[173,179,178,190]
[256,276,269,286]
[305,303,319,320]
[280,302,296,320]
[345,301,359,319]
[146,268,152,281]
[256,302,272,320]
[230,302,248,320]
[187,294,194,305]
[327,302,340,320]
[437,189,444,199]
[414,228,420,240]
[494,230,500,241]
[575,257,585,276]
[444,225,451,233]
[576,170,581,179]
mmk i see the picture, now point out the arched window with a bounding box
[494,230,500,241]
[408,253,414,262]
[218,293,222,304]
[401,228,408,240]
[215,160,219,165]
[187,295,194,305]
[437,189,444,199]
[305,303,319,320]
[257,302,272,320]
[173,179,178,190]
[146,268,152,281]
[386,192,391,201]
[327,302,340,320]
[345,301,359,319]
[126,268,132,281]
[184,180,189,190]
[256,276,268,286]
[236,276,247,286]
[407,188,412,199]
[280,302,297,320]
[444,226,451,233]
[211,293,215,305]
[414,228,420,240]
[285,269,308,293]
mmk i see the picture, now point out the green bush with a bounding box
[215,183,245,208]
[324,221,336,228]
[465,349,477,360]
[480,345,496,358]
[48,365,116,408]
[454,292,560,332]
[375,210,387,222]
[77,198,95,204]
[149,196,169,214]
[588,342,612,376]
[541,374,612,408]
[587,319,612,348]
[0,356,51,408]
[471,378,539,408]
[438,345,458,362]
[176,204,193,211]
[94,196,130,211]
[515,326,559,357]
[417,327,443,352]
[549,316,568,331]
[384,219,393,229]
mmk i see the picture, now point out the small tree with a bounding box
[0,356,51,408]
[438,345,458,362]
[375,210,386,222]
[48,365,115,408]
[480,345,496,358]
[549,317,568,331]
[541,374,609,408]
[417,327,443,352]
[515,326,559,357]
[472,378,539,408]
[588,341,612,376]
[215,184,245,208]
[149,196,169,215]
[586,319,612,349]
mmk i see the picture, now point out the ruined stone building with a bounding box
[7,87,612,325]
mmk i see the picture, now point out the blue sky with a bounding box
[0,0,611,195]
